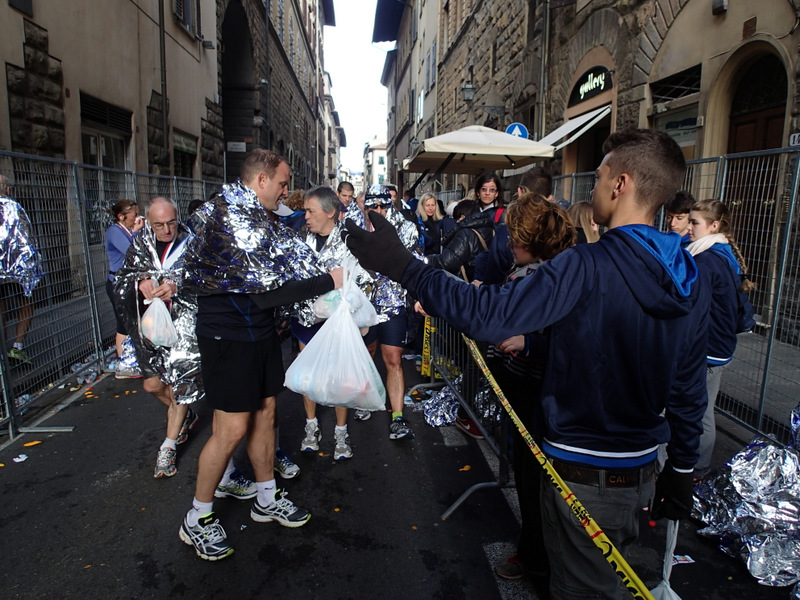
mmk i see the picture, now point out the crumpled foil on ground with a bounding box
[0,195,43,296]
[693,431,800,587]
[423,376,462,427]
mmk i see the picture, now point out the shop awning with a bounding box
[538,105,612,151]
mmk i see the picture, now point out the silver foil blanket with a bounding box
[693,433,800,587]
[0,196,43,296]
[181,182,323,296]
[372,207,421,322]
[114,225,202,405]
[295,220,375,327]
[423,376,462,427]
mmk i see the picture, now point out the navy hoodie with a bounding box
[402,225,710,471]
[695,244,740,365]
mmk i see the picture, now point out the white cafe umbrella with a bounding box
[403,125,554,176]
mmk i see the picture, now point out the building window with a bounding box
[174,0,202,39]
[650,65,702,104]
[378,156,385,165]
[173,130,197,178]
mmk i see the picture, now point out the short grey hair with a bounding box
[304,186,340,218]
[144,196,179,219]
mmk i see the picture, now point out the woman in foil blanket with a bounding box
[349,185,421,441]
[113,197,209,479]
[292,186,375,460]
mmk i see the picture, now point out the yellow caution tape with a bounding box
[462,335,655,600]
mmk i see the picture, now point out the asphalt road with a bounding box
[0,354,792,600]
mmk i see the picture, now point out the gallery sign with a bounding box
[568,66,613,107]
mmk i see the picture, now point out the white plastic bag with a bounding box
[313,259,378,329]
[285,261,385,410]
[139,297,179,347]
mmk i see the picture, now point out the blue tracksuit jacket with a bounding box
[401,224,710,471]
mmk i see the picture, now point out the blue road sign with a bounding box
[505,122,529,139]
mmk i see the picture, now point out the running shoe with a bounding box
[176,409,199,445]
[274,448,301,479]
[354,409,372,421]
[333,428,353,460]
[300,421,321,452]
[8,347,31,365]
[389,416,414,440]
[494,554,531,580]
[454,416,484,439]
[214,469,257,499]
[250,489,311,527]
[179,512,234,561]
[154,447,177,478]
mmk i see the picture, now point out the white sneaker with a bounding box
[300,421,321,452]
[333,428,353,460]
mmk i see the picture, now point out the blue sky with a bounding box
[324,0,391,173]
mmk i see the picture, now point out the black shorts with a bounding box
[198,334,284,413]
[362,309,407,348]
[106,279,128,336]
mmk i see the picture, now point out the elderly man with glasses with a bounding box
[115,197,254,497]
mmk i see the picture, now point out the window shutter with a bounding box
[174,0,185,20]
[195,0,202,39]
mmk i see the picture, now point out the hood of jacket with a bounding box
[602,224,700,319]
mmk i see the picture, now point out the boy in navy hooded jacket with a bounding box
[344,128,710,599]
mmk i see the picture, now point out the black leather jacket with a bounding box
[428,209,500,280]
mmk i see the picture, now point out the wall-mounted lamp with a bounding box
[202,40,215,50]
[460,82,505,117]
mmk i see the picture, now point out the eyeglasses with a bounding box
[151,219,177,230]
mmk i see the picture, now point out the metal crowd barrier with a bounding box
[413,315,514,519]
[0,149,221,438]
[554,147,800,445]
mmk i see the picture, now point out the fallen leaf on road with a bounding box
[412,525,418,530]
[13,454,28,462]
[334,508,340,512]
[23,441,41,447]
[459,465,471,471]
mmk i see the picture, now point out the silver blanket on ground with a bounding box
[693,409,800,587]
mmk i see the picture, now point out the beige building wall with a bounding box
[1,0,218,176]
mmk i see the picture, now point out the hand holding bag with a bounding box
[139,297,180,347]
[285,260,385,410]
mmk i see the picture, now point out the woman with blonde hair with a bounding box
[567,201,599,243]
[686,198,755,478]
[415,192,444,255]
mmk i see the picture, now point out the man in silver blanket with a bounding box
[114,197,206,478]
[177,148,342,561]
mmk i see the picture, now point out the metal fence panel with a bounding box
[0,150,218,435]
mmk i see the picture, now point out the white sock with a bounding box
[218,457,237,486]
[161,437,177,451]
[335,425,348,435]
[256,479,277,507]
[186,498,214,527]
[306,417,318,427]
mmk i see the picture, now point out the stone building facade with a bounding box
[1,0,340,186]
[377,0,800,194]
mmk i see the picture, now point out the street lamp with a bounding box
[460,82,504,117]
